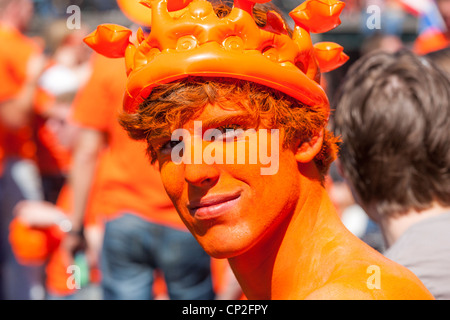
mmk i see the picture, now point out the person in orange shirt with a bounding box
[34,20,92,204]
[8,51,102,300]
[92,0,434,299]
[67,53,215,300]
[8,48,105,298]
[0,0,48,300]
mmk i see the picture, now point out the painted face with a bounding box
[154,104,302,259]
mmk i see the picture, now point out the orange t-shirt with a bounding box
[71,54,186,230]
[0,24,39,101]
[0,24,40,175]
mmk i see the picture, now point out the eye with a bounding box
[159,140,183,153]
[218,124,241,132]
[214,124,246,142]
[219,124,240,137]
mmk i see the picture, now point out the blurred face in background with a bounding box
[2,0,35,31]
[21,0,34,25]
[45,99,80,152]
[437,0,450,33]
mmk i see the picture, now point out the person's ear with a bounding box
[294,130,324,163]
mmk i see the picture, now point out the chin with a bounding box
[195,226,255,260]
[201,244,249,260]
[204,248,235,260]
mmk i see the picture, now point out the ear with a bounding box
[294,129,324,163]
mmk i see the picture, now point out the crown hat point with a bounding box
[314,42,349,73]
[84,0,348,114]
[290,0,345,33]
[83,24,133,59]
[288,0,347,74]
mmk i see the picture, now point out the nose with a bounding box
[183,136,220,188]
[184,162,220,188]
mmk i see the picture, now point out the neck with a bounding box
[375,203,450,248]
[228,175,345,299]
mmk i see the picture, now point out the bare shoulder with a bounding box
[304,259,434,300]
[304,280,433,300]
[304,282,374,300]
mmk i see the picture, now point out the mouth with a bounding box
[187,191,242,220]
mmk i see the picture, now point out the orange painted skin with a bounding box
[153,103,434,300]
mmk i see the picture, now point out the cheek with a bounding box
[251,150,301,219]
[230,150,300,223]
[159,161,185,204]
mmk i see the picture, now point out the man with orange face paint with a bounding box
[85,0,434,299]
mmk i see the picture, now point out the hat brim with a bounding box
[124,42,329,114]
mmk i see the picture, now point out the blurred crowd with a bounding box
[0,0,449,300]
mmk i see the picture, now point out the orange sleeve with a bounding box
[0,28,44,174]
[0,27,39,102]
[71,54,120,132]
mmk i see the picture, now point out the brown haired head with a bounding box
[333,49,450,219]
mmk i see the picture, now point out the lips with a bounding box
[187,191,242,220]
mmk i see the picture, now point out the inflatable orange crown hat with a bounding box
[84,0,348,114]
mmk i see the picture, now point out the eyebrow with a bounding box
[147,129,173,150]
[150,113,256,151]
[151,112,258,148]
[200,113,257,131]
